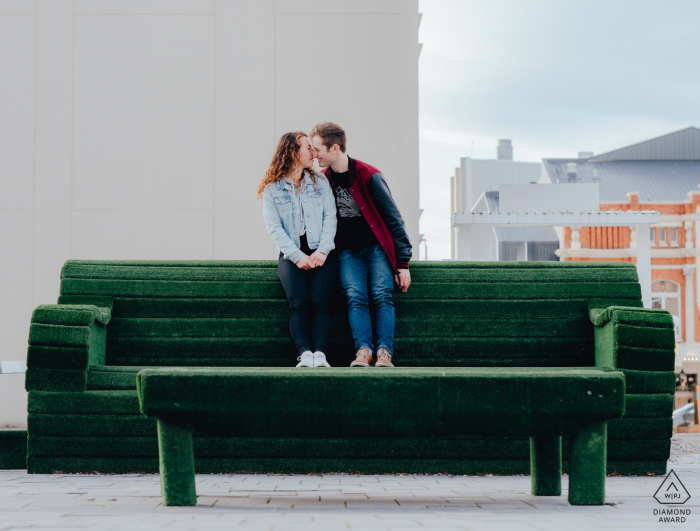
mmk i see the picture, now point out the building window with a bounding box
[652,280,682,341]
[671,227,679,246]
[652,280,680,316]
[650,227,656,245]
[659,227,667,246]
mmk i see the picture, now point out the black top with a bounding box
[330,165,379,252]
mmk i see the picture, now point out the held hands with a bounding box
[296,251,327,270]
[394,269,411,292]
[309,251,327,267]
[295,255,316,270]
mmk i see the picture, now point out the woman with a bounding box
[257,132,338,367]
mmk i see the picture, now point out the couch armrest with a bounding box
[589,305,675,370]
[26,304,112,392]
[31,304,111,327]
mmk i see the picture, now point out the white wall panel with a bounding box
[0,211,33,362]
[0,15,35,210]
[75,0,214,14]
[274,0,406,13]
[0,0,35,14]
[0,375,27,427]
[34,0,73,211]
[72,15,215,211]
[397,2,421,253]
[71,211,214,260]
[32,1,73,311]
[275,14,400,180]
[33,210,71,307]
[214,0,275,259]
[0,209,32,426]
[273,12,420,252]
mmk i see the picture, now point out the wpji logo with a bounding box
[652,471,692,523]
[654,470,691,505]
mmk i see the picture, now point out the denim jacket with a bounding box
[262,172,337,264]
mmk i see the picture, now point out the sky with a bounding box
[418,0,700,260]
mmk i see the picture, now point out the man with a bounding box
[310,122,412,368]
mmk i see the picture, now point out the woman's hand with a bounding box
[296,255,316,270]
[309,251,327,267]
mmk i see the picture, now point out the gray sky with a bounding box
[418,0,700,260]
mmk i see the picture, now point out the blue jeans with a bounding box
[338,244,395,357]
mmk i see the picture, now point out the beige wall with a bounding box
[0,0,420,426]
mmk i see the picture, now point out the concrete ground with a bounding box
[1,435,698,531]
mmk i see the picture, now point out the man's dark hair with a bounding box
[310,122,347,153]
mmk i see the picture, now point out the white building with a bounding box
[450,140,546,259]
[0,0,421,427]
[467,191,560,261]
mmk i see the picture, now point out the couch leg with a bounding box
[530,436,562,496]
[157,418,196,506]
[569,421,607,505]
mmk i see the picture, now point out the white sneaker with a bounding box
[313,351,331,368]
[296,351,314,367]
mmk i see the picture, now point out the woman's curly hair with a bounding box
[255,131,319,202]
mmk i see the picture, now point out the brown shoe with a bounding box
[350,347,374,367]
[375,348,394,368]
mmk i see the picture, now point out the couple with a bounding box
[256,122,412,368]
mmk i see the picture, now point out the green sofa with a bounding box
[26,260,675,477]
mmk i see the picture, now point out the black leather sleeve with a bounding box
[368,172,413,265]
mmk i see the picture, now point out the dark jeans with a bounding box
[338,244,395,356]
[278,235,338,356]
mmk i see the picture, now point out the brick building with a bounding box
[543,127,700,362]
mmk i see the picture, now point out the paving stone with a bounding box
[1,435,698,530]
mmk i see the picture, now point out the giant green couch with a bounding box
[25,260,675,475]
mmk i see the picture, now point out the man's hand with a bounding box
[309,251,327,267]
[394,269,411,292]
[296,255,316,270]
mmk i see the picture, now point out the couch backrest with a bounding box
[57,260,643,368]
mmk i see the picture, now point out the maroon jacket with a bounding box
[323,157,412,271]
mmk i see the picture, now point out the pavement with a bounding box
[1,434,698,531]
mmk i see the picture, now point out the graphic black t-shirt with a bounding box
[330,168,379,251]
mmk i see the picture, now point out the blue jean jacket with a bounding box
[262,172,337,264]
